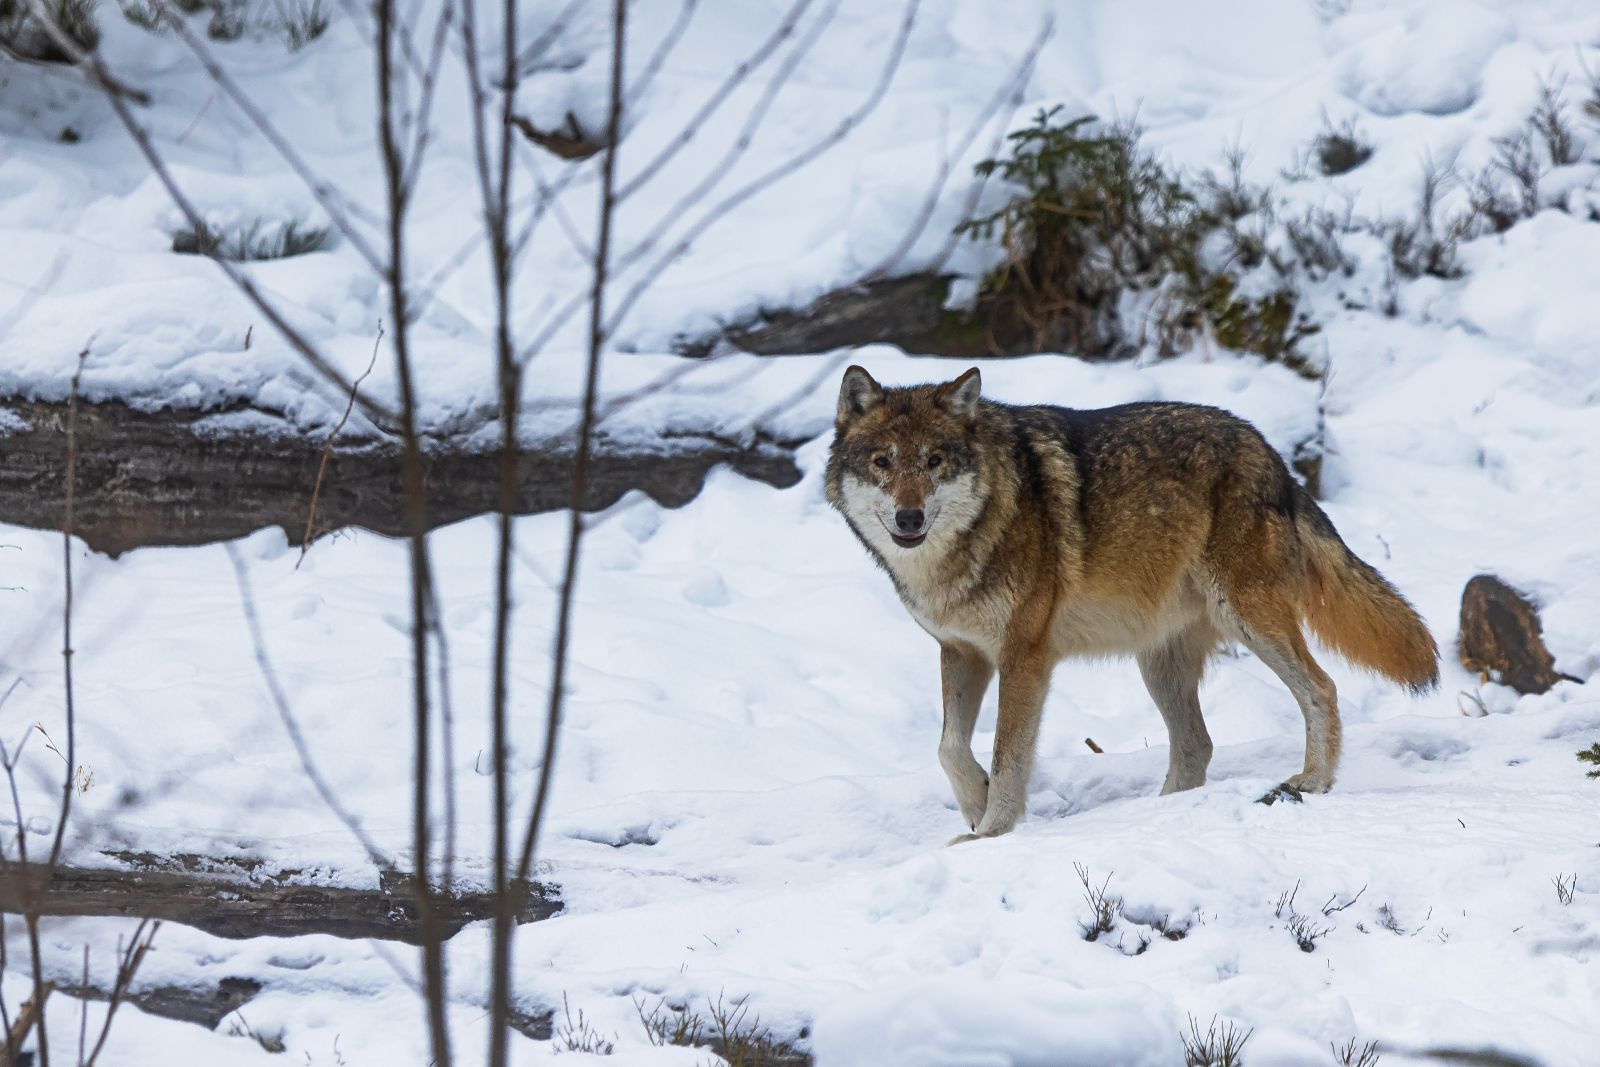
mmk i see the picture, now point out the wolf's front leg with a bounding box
[954,648,1050,843]
[938,642,994,830]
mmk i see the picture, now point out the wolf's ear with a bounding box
[938,367,982,419]
[837,365,884,425]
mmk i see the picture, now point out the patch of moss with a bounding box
[1198,276,1322,378]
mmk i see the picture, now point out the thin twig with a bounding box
[373,0,451,1058]
[298,324,383,566]
[0,912,13,1066]
[225,544,395,869]
[401,0,459,198]
[1322,884,1367,917]
[615,0,814,202]
[598,0,922,344]
[481,0,524,1050]
[82,918,160,1067]
[0,249,70,345]
[514,0,627,890]
[46,343,87,871]
[518,0,843,360]
[863,14,1051,280]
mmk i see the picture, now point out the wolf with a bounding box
[825,365,1438,843]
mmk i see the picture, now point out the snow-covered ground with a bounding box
[3,0,1600,1064]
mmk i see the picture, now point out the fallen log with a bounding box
[0,853,562,944]
[54,975,262,1031]
[51,974,555,1039]
[0,397,802,555]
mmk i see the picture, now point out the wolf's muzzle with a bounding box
[892,508,927,547]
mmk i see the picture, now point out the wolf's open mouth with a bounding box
[891,531,926,548]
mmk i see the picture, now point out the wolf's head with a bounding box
[825,365,988,558]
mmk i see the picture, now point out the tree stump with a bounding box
[1458,574,1577,695]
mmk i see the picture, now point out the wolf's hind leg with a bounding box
[939,642,994,830]
[1214,593,1340,795]
[1137,621,1217,795]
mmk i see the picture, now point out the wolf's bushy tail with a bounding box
[1295,493,1439,692]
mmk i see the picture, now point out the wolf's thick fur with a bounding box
[826,366,1438,842]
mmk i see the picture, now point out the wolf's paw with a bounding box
[1283,770,1333,794]
[1256,782,1304,806]
[952,773,989,831]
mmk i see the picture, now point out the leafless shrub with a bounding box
[202,0,243,41]
[1378,266,1400,317]
[1,0,97,61]
[1275,880,1331,951]
[636,996,706,1048]
[1274,881,1301,919]
[1131,910,1190,942]
[1553,873,1576,905]
[1322,884,1367,916]
[1531,75,1579,166]
[171,218,333,261]
[271,0,327,51]
[1333,1037,1381,1067]
[1182,1014,1253,1067]
[1494,127,1540,217]
[1583,59,1600,131]
[1288,913,1331,952]
[1383,158,1473,280]
[704,993,801,1067]
[552,993,614,1056]
[635,992,803,1065]
[1313,115,1373,176]
[1373,902,1429,936]
[117,0,172,32]
[226,1010,287,1054]
[1284,203,1358,279]
[1074,862,1121,941]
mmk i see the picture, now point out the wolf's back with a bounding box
[1294,491,1439,692]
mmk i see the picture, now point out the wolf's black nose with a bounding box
[895,508,924,533]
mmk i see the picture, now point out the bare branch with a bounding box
[45,344,88,874]
[616,0,815,202]
[517,0,921,362]
[373,0,452,1060]
[863,14,1051,280]
[600,0,921,341]
[299,325,384,566]
[401,0,460,198]
[225,544,396,871]
[0,248,70,347]
[623,0,697,107]
[82,919,160,1067]
[514,0,627,892]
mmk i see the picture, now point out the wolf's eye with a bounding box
[872,456,890,470]
[927,454,943,469]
